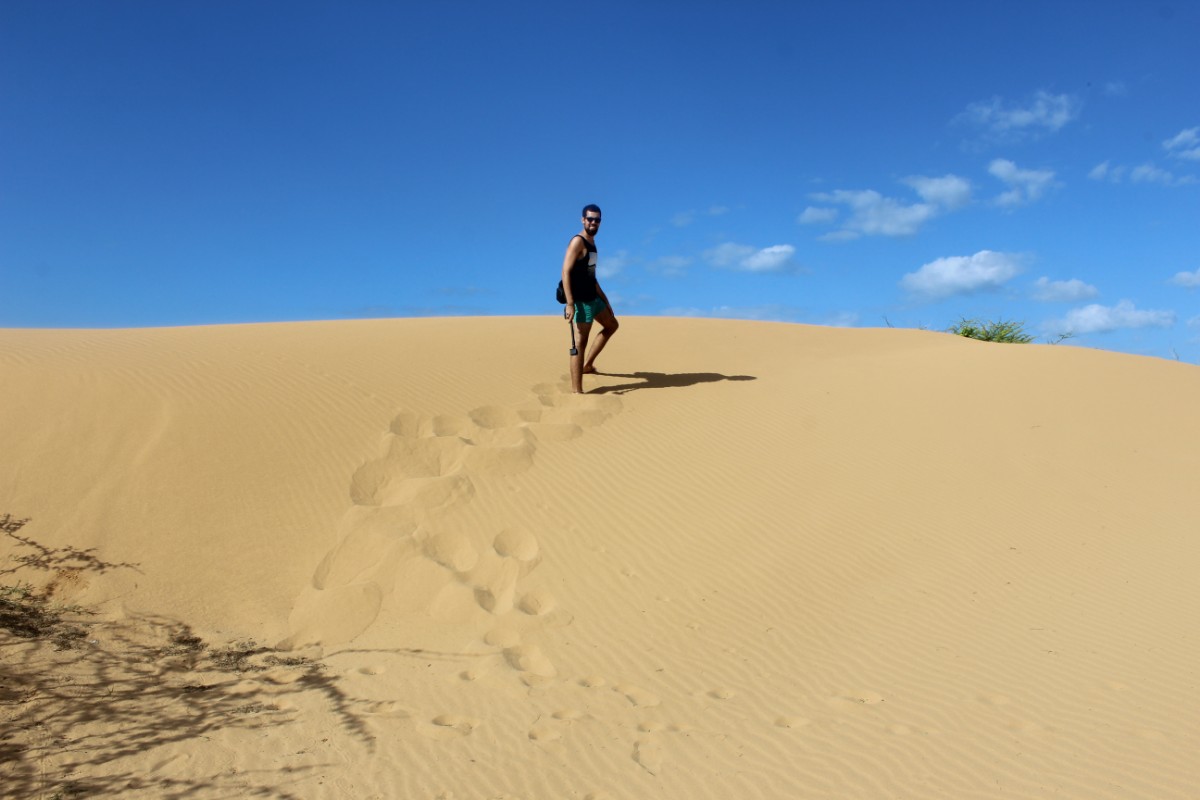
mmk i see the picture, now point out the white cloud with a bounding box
[1052,301,1175,335]
[1130,162,1195,185]
[818,229,860,243]
[1104,81,1129,97]
[958,90,1082,140]
[810,190,934,237]
[649,254,691,277]
[903,174,972,209]
[742,245,796,272]
[808,174,970,239]
[798,206,838,224]
[1132,163,1173,184]
[1170,268,1200,288]
[657,304,800,321]
[703,242,755,267]
[989,159,1057,207]
[1088,160,1126,182]
[597,249,631,279]
[703,242,796,273]
[822,311,860,327]
[658,306,706,318]
[901,250,1022,299]
[1032,277,1099,302]
[1164,127,1200,161]
[1088,126,1199,190]
[709,305,786,320]
[671,206,730,227]
[1091,159,1193,186]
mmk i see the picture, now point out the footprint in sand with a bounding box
[362,700,409,718]
[467,556,520,614]
[429,414,474,437]
[493,527,540,562]
[530,384,624,429]
[484,627,521,648]
[420,714,481,740]
[775,716,811,729]
[422,531,479,573]
[633,738,665,774]
[614,684,661,708]
[528,725,562,743]
[827,690,886,710]
[475,582,518,615]
[528,709,585,744]
[504,644,557,678]
[517,589,556,616]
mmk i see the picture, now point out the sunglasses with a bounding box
[585,216,602,223]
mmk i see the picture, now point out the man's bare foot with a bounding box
[582,365,598,374]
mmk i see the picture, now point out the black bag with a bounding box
[556,280,566,304]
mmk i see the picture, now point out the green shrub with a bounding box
[948,317,1035,343]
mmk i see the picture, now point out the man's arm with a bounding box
[561,237,585,319]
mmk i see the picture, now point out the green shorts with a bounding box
[573,296,608,324]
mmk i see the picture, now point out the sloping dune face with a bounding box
[2,317,1198,799]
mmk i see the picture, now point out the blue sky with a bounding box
[2,1,1198,361]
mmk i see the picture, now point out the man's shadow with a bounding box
[589,371,757,394]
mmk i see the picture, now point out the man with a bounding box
[561,203,619,394]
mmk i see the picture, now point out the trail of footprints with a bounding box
[285,381,666,761]
[283,381,620,650]
[284,380,980,784]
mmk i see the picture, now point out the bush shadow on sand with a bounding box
[0,515,370,800]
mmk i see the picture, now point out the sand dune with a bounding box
[2,317,1198,799]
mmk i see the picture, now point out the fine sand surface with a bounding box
[2,316,1199,799]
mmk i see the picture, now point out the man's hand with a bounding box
[563,304,574,322]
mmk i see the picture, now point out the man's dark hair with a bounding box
[582,203,602,218]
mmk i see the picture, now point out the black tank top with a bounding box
[568,235,598,301]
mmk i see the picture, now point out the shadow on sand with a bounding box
[589,371,757,395]
[0,514,373,800]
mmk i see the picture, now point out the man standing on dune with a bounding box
[561,204,619,394]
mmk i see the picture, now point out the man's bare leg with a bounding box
[581,308,619,374]
[570,322,593,393]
